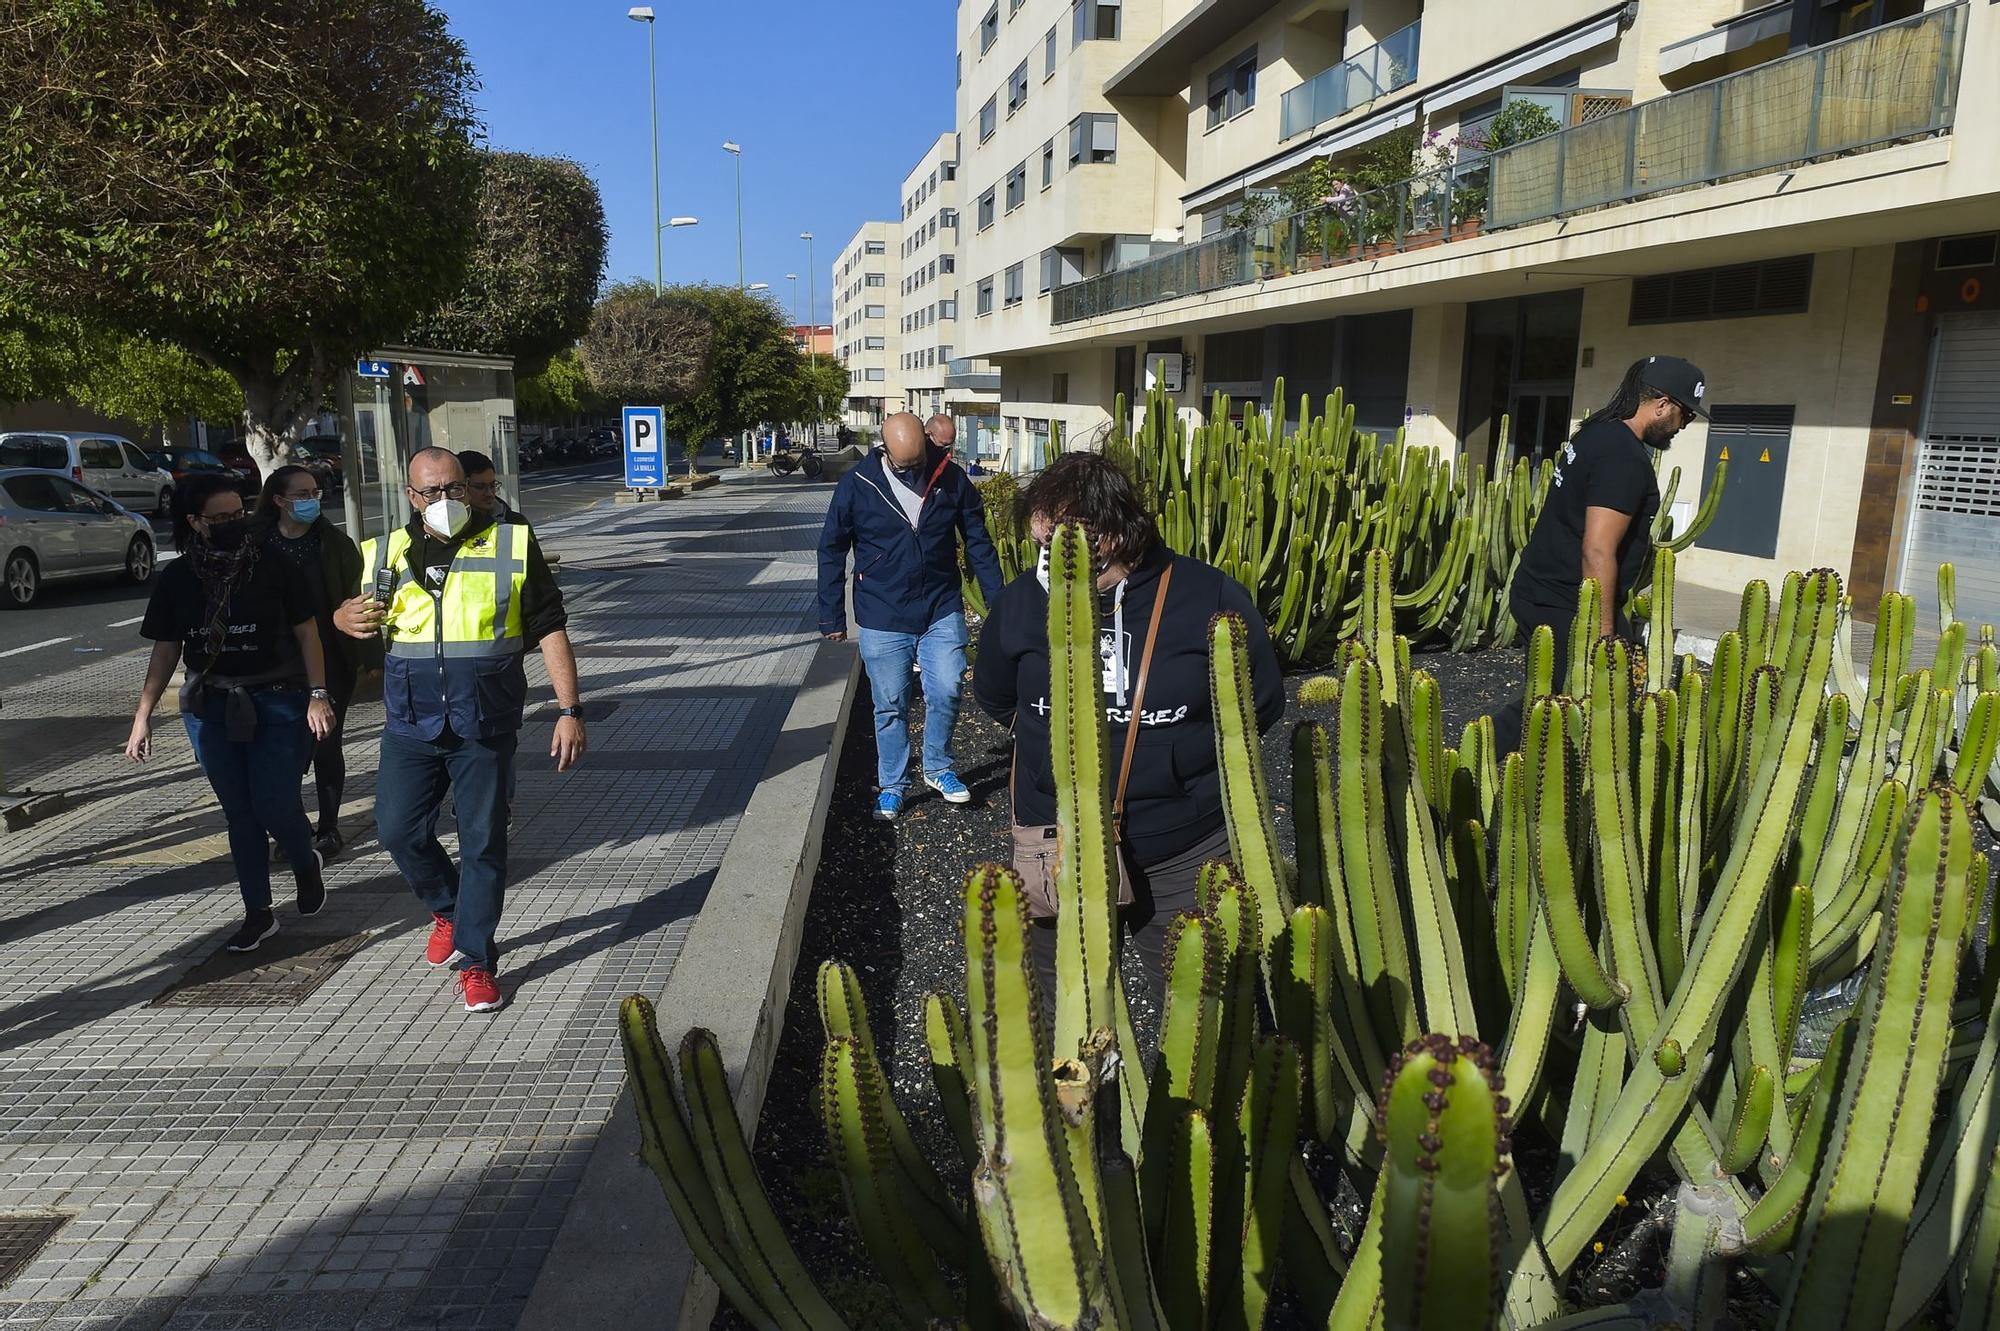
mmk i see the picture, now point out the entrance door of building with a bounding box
[1507,384,1575,466]
[1460,290,1583,473]
[1901,311,2000,628]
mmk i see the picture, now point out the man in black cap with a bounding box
[1493,355,1707,753]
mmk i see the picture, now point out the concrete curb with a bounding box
[518,638,861,1331]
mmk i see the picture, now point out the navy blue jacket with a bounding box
[817,444,1005,635]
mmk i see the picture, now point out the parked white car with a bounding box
[0,430,176,516]
[0,468,156,609]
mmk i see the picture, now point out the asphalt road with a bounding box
[0,456,626,690]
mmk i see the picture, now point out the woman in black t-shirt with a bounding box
[253,465,373,858]
[125,474,337,953]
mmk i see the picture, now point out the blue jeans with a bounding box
[183,688,316,914]
[375,727,517,971]
[857,613,968,796]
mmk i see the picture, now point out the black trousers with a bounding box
[1493,606,1644,755]
[1027,822,1233,1030]
[305,669,357,835]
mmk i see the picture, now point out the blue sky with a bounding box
[435,0,955,325]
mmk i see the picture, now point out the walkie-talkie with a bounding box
[373,568,397,608]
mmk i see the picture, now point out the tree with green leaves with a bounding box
[0,306,242,442]
[515,347,612,427]
[795,357,853,433]
[408,151,609,379]
[654,285,807,476]
[579,282,716,447]
[0,0,483,478]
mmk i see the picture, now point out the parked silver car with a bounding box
[0,430,176,516]
[0,468,156,609]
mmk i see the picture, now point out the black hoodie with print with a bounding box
[972,542,1285,866]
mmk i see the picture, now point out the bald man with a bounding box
[818,412,1005,820]
[925,414,957,453]
[334,447,585,1013]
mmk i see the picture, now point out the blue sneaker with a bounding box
[924,771,972,804]
[874,790,904,821]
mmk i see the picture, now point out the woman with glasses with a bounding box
[125,473,337,952]
[252,464,376,857]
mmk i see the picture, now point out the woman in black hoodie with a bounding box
[253,465,379,857]
[973,452,1284,1014]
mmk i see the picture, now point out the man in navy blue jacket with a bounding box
[819,412,1005,820]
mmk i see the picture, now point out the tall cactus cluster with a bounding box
[620,528,2000,1330]
[1104,384,1723,664]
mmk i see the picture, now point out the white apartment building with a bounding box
[831,220,904,430]
[898,132,1006,460]
[955,0,2000,627]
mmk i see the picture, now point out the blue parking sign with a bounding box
[623,406,666,489]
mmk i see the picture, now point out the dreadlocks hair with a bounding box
[1015,451,1157,571]
[1580,359,1673,435]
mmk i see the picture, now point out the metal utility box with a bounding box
[1693,404,1794,560]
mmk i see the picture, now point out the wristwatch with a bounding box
[557,705,585,720]
[309,688,332,701]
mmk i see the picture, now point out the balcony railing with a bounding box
[1051,1,1964,327]
[1487,0,1965,227]
[1279,20,1421,141]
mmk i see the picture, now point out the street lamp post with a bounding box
[627,7,661,295]
[801,231,819,442]
[722,142,744,291]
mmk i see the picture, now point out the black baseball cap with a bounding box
[1640,355,1710,420]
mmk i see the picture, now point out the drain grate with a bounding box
[0,1214,68,1288]
[153,932,372,1007]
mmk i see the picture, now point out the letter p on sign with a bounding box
[622,405,667,489]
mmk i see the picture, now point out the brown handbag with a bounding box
[1010,564,1174,919]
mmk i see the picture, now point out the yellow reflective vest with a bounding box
[361,520,533,740]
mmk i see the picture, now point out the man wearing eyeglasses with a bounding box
[333,447,585,1013]
[1493,356,1709,755]
[456,449,525,527]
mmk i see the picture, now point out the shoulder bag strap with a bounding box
[1112,562,1174,830]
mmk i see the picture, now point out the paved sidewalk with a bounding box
[0,474,830,1329]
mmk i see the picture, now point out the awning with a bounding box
[1422,1,1630,111]
[1182,101,1420,211]
[1657,1,1792,79]
[1106,0,1284,98]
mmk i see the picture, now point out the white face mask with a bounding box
[423,498,470,539]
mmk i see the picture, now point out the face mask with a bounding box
[288,498,321,524]
[423,498,470,539]
[203,519,249,551]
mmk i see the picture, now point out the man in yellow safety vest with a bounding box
[334,447,586,1013]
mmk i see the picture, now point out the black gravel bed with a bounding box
[714,644,1982,1328]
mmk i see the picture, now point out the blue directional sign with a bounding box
[356,358,393,380]
[623,406,667,489]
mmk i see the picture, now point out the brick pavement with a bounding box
[0,475,830,1329]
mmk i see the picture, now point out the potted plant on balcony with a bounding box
[1279,158,1353,272]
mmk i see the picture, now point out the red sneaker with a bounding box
[459,967,504,1013]
[425,915,462,968]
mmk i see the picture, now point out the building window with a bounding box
[1205,48,1257,129]
[1072,0,1119,44]
[979,96,997,143]
[865,304,885,319]
[1039,246,1083,293]
[977,188,996,230]
[941,254,956,274]
[941,208,958,230]
[865,272,885,287]
[1041,139,1055,188]
[1629,255,1814,324]
[1005,162,1027,212]
[866,368,886,382]
[1051,372,1069,404]
[976,277,995,316]
[1009,0,1025,14]
[1004,263,1024,307]
[1068,112,1117,165]
[1007,60,1029,114]
[1045,24,1059,78]
[942,160,957,181]
[865,336,885,350]
[865,240,886,255]
[941,297,958,319]
[979,3,999,53]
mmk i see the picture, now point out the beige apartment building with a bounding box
[831,220,904,430]
[953,0,2000,624]
[896,132,1006,461]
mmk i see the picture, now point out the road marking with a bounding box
[107,615,145,628]
[0,637,72,658]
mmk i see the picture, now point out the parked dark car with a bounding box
[289,436,346,496]
[151,445,255,494]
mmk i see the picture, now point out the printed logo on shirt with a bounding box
[1027,697,1191,728]
[1099,626,1131,695]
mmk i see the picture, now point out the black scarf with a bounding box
[189,533,259,660]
